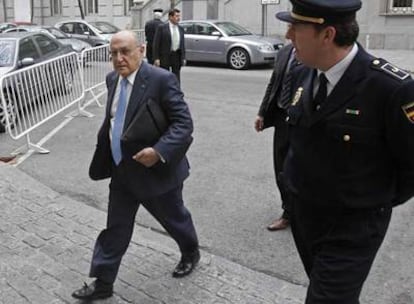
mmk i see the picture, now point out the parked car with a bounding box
[55,20,120,46]
[1,25,92,53]
[0,32,74,131]
[0,23,17,33]
[180,20,284,70]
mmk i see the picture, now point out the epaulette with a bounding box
[371,58,410,81]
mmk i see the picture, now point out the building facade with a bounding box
[1,0,414,49]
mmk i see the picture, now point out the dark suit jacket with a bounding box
[153,22,185,67]
[284,45,414,208]
[145,19,164,62]
[89,62,193,199]
[145,19,164,46]
[258,44,295,129]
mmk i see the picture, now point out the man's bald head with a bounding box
[110,30,144,77]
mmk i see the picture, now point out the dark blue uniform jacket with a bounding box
[284,46,414,208]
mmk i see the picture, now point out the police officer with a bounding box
[144,8,164,64]
[275,0,414,303]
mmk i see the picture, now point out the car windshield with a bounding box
[46,27,67,39]
[0,40,16,67]
[214,22,252,36]
[89,22,119,34]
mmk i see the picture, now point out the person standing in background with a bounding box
[144,8,164,64]
[153,9,185,83]
[255,43,299,231]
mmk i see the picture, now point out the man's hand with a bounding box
[254,116,264,132]
[133,147,160,167]
[154,59,160,67]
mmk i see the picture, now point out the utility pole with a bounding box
[170,0,176,9]
[77,0,85,19]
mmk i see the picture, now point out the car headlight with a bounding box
[257,44,274,52]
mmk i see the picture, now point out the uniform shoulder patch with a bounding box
[402,101,414,124]
[371,58,410,81]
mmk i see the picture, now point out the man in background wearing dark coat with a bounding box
[255,44,299,231]
[71,30,199,301]
[153,8,185,83]
[144,8,164,64]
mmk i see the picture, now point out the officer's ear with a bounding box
[321,25,336,45]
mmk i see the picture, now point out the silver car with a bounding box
[55,20,120,47]
[180,20,284,70]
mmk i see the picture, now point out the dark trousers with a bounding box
[290,195,391,304]
[89,167,198,284]
[146,44,154,64]
[273,110,290,219]
[160,50,182,83]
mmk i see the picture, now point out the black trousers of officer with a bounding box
[89,164,199,284]
[160,50,182,83]
[290,195,391,304]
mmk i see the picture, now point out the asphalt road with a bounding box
[1,64,413,304]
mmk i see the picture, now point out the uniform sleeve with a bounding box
[386,80,414,206]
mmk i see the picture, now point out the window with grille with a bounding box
[84,0,99,15]
[50,0,62,15]
[124,0,134,16]
[389,0,414,13]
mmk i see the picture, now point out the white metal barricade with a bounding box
[0,52,84,153]
[80,44,112,109]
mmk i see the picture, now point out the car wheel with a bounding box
[0,92,16,132]
[228,48,250,70]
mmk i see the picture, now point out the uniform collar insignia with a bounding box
[346,109,360,115]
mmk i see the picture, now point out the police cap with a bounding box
[153,8,163,13]
[276,0,362,25]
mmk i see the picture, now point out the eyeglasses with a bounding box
[109,47,136,58]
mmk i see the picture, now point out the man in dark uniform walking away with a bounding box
[255,44,300,231]
[276,0,414,303]
[144,8,164,64]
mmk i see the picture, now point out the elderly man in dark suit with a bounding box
[255,44,299,231]
[153,8,185,83]
[144,8,164,64]
[72,30,199,301]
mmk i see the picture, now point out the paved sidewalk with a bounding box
[0,163,306,304]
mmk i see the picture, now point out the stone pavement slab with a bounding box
[0,163,306,304]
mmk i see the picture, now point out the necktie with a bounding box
[111,78,128,165]
[278,54,297,108]
[172,26,179,51]
[313,72,328,111]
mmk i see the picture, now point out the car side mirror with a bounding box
[83,31,90,36]
[211,31,221,37]
[19,57,35,67]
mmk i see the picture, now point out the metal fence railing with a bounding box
[80,44,112,109]
[0,52,84,153]
[1,30,148,154]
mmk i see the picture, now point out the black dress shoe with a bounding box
[172,249,200,278]
[71,279,113,300]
